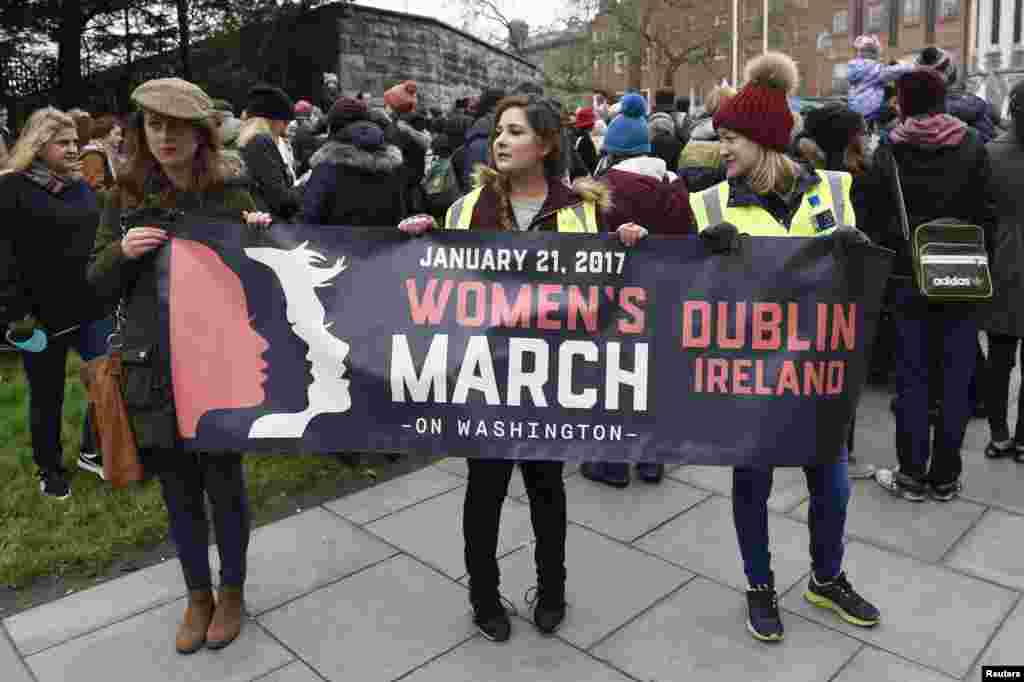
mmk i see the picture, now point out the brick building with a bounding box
[587,0,967,103]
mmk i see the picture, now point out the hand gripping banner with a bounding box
[156,220,893,467]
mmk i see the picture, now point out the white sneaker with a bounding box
[847,455,876,480]
[77,452,105,479]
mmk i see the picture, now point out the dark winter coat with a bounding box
[651,132,683,174]
[599,156,695,235]
[292,124,323,178]
[462,114,494,189]
[240,132,300,220]
[298,137,406,227]
[855,128,998,284]
[980,129,1024,336]
[385,118,429,214]
[87,178,257,450]
[573,131,599,176]
[0,173,107,333]
[947,91,998,143]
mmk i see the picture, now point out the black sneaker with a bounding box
[875,468,927,502]
[804,572,880,627]
[526,586,566,635]
[77,451,105,479]
[472,601,511,642]
[636,462,665,483]
[745,585,783,642]
[38,467,71,500]
[929,480,963,502]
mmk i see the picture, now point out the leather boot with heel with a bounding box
[206,586,245,650]
[175,589,215,655]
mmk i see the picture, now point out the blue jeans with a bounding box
[891,286,976,484]
[20,317,113,470]
[733,447,850,587]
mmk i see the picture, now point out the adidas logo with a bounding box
[932,276,973,287]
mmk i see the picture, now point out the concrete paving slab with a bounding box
[832,647,956,682]
[236,507,397,616]
[635,495,813,595]
[259,555,473,682]
[486,524,692,650]
[789,478,986,562]
[564,474,710,542]
[323,466,464,524]
[400,626,633,682]
[668,465,810,513]
[946,508,1024,590]
[0,626,33,682]
[25,598,292,682]
[959,452,1024,514]
[592,577,861,682]
[4,556,185,656]
[779,540,1017,678]
[257,661,325,682]
[364,487,534,580]
[970,598,1024,679]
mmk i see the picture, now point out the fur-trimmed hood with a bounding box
[474,165,612,212]
[308,139,403,174]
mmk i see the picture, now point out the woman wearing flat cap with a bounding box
[238,84,301,220]
[87,77,272,655]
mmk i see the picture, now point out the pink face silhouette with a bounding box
[170,239,269,438]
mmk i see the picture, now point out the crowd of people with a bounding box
[1,30,1022,655]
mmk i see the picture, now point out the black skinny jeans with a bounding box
[154,450,251,591]
[986,334,1024,443]
[463,459,566,607]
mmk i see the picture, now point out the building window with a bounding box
[993,0,1002,45]
[866,3,887,33]
[904,0,922,23]
[939,0,959,21]
[832,62,850,94]
[986,51,1003,70]
[833,10,849,34]
[1015,0,1023,44]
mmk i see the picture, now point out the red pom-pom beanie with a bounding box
[714,52,799,151]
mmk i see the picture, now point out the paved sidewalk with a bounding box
[5,384,1024,681]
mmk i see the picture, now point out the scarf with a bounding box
[889,114,967,148]
[21,160,74,195]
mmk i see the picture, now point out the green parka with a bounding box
[88,179,257,450]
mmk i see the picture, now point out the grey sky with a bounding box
[357,0,573,38]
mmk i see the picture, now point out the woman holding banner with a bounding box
[688,52,880,643]
[88,78,271,655]
[399,94,648,643]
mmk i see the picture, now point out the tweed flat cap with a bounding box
[132,78,213,120]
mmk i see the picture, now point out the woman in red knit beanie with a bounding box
[689,51,881,644]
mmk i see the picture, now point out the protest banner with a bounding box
[156,220,892,466]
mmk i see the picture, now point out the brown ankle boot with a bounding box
[175,589,215,654]
[206,586,245,650]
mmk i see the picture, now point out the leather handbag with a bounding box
[80,351,144,488]
[889,149,993,302]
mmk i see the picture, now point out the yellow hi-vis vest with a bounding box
[689,170,855,237]
[444,187,599,233]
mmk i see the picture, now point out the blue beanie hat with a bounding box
[603,93,650,155]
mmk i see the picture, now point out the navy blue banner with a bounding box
[156,221,892,466]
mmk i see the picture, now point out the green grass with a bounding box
[0,352,365,592]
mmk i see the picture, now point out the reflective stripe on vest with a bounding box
[444,187,598,233]
[693,170,852,237]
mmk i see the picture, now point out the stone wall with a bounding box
[333,5,541,110]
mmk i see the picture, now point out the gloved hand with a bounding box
[699,221,741,254]
[834,225,872,248]
[5,315,47,353]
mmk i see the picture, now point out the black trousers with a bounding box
[463,459,566,606]
[986,334,1024,443]
[154,450,251,591]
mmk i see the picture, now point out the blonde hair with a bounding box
[0,107,76,175]
[747,147,802,196]
[237,116,274,148]
[705,86,737,117]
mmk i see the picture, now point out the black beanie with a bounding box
[803,105,865,156]
[246,84,294,121]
